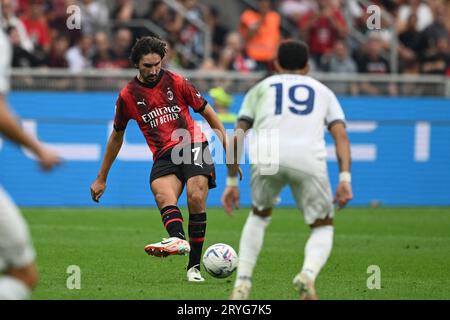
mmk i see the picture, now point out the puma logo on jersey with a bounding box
[194,162,204,169]
[137,99,146,106]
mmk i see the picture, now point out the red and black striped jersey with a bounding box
[114,69,208,159]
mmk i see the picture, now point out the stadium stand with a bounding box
[0,0,449,96]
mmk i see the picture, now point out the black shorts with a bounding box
[150,142,216,189]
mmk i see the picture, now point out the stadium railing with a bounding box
[10,68,450,97]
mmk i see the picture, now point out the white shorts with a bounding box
[0,186,36,272]
[251,165,334,225]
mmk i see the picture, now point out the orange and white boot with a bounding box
[144,237,190,257]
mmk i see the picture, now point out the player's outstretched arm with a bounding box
[200,103,243,180]
[0,96,60,170]
[221,120,251,215]
[200,104,228,150]
[329,122,353,209]
[90,129,124,202]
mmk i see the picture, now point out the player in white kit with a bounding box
[0,26,60,299]
[222,40,353,300]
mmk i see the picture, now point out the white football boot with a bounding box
[144,237,190,257]
[292,272,318,300]
[187,265,205,282]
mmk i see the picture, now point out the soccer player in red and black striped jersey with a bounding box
[90,36,241,282]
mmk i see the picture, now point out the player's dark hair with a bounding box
[130,36,167,66]
[277,40,309,71]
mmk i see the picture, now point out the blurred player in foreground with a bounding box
[0,27,60,299]
[222,40,353,299]
[90,36,241,282]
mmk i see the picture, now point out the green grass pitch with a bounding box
[22,207,450,300]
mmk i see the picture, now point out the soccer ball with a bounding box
[202,243,238,278]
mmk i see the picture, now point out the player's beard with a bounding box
[145,75,157,82]
[144,72,159,84]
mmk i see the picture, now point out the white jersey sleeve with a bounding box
[238,82,264,125]
[0,29,12,95]
[325,89,345,128]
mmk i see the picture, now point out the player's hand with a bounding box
[36,147,61,171]
[221,186,240,216]
[334,181,353,210]
[90,178,106,203]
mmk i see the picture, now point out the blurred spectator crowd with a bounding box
[1,0,449,82]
